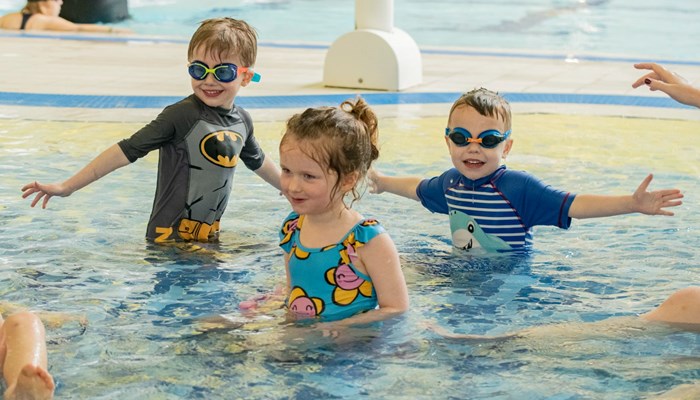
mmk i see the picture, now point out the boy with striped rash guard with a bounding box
[369,88,683,252]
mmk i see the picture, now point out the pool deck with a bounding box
[1,30,700,123]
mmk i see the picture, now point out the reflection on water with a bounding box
[1,114,700,398]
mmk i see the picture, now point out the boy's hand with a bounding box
[633,174,683,216]
[367,170,422,201]
[367,168,385,194]
[20,181,71,209]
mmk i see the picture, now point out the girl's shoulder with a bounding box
[346,217,386,245]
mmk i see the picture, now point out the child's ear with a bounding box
[341,171,360,192]
[502,139,514,159]
[240,71,253,87]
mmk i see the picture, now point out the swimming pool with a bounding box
[2,0,699,60]
[118,0,700,61]
[2,114,700,399]
[1,0,700,397]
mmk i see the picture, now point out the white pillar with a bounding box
[323,0,422,91]
[355,0,393,32]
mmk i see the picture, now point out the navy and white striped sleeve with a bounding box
[416,168,461,215]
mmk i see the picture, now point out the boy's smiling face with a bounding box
[189,46,251,110]
[446,105,513,181]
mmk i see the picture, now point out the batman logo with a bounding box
[200,130,243,168]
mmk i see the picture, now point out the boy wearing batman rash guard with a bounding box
[369,88,683,252]
[22,18,281,243]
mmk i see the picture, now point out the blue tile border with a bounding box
[0,91,691,110]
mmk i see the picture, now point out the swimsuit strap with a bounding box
[20,12,33,30]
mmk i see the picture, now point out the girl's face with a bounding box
[279,138,343,216]
[188,46,251,110]
[446,105,513,181]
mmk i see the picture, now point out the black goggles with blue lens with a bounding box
[445,127,511,148]
[187,60,261,83]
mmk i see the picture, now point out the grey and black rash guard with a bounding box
[118,95,265,243]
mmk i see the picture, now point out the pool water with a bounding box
[2,0,699,60]
[2,114,700,398]
[127,0,700,61]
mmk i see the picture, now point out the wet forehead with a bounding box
[449,105,507,133]
[189,45,241,65]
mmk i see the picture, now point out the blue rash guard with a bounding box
[417,165,575,251]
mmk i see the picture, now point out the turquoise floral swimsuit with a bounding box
[279,212,386,322]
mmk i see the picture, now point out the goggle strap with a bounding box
[240,67,262,83]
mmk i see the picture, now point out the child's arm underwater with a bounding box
[367,169,421,201]
[568,174,683,218]
[21,144,130,209]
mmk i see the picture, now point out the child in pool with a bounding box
[632,62,700,108]
[0,311,54,400]
[278,97,409,324]
[369,87,683,252]
[21,17,281,244]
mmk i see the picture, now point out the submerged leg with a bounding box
[1,312,54,400]
[641,287,700,325]
[648,382,700,400]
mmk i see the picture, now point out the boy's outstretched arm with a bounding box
[367,169,421,201]
[568,174,683,219]
[253,157,281,191]
[21,144,130,209]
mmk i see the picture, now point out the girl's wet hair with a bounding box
[281,97,379,206]
[449,87,512,131]
[22,1,45,13]
[188,17,258,67]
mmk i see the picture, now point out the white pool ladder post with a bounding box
[322,0,423,91]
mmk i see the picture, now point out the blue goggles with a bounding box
[445,127,511,148]
[187,60,261,83]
